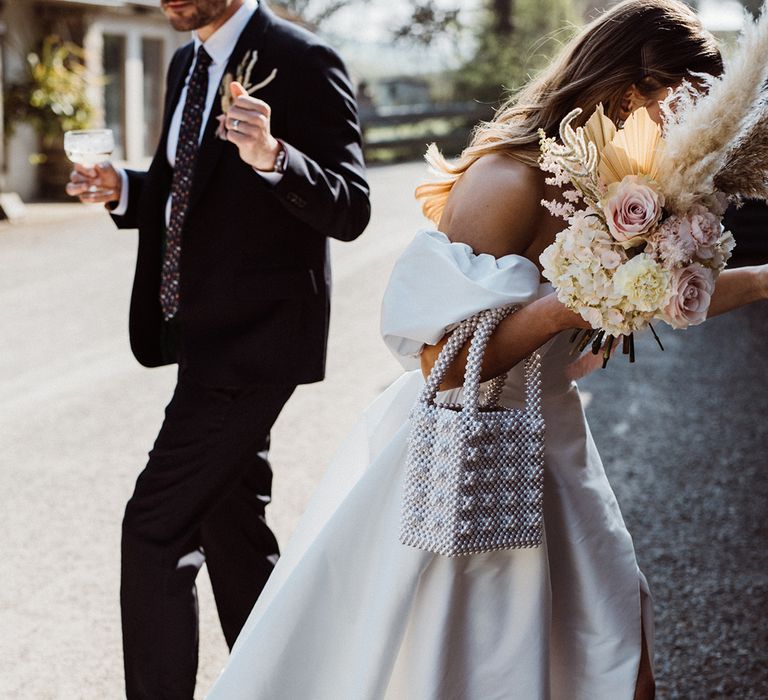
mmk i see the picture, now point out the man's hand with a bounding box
[224,81,281,171]
[66,162,121,204]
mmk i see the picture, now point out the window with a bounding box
[142,38,164,156]
[92,22,176,163]
[103,34,126,159]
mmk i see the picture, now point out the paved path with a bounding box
[1,162,766,698]
[0,163,423,699]
[580,304,768,699]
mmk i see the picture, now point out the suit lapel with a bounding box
[189,2,274,209]
[161,43,194,155]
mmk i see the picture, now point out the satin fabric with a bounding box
[206,230,653,700]
[381,230,543,369]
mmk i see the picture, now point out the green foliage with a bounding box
[5,36,93,150]
[455,0,579,104]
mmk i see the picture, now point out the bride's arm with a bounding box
[420,155,588,389]
[706,265,768,318]
[420,294,586,389]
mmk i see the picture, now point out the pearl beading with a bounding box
[400,306,545,557]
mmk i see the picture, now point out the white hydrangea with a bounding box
[612,254,671,313]
[541,211,655,336]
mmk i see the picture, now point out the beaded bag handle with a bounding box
[419,306,542,419]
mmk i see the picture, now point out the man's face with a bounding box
[160,0,231,31]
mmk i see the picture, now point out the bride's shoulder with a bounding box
[440,152,545,258]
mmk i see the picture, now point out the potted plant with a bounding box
[5,35,94,199]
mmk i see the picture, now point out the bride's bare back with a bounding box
[438,152,565,270]
[421,152,588,387]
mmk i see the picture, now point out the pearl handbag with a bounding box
[400,306,545,557]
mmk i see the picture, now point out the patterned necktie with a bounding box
[160,45,213,321]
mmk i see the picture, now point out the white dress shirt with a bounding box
[112,0,281,219]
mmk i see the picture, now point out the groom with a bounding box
[67,0,370,697]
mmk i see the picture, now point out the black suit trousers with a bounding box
[120,370,295,699]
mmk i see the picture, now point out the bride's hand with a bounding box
[759,264,768,300]
[542,292,593,333]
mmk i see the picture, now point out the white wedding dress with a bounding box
[206,231,653,700]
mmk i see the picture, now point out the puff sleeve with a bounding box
[381,230,542,370]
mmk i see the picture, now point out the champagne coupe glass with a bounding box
[64,129,115,198]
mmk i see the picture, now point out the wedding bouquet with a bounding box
[538,9,768,367]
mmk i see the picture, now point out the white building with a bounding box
[2,0,185,200]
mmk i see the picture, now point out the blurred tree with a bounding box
[392,1,462,46]
[490,0,514,35]
[739,0,763,17]
[4,35,94,198]
[455,0,579,103]
[395,0,579,104]
[271,0,351,27]
[5,36,93,150]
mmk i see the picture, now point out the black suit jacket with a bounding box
[111,2,370,387]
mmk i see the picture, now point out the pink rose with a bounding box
[649,207,724,266]
[602,175,664,246]
[661,263,716,329]
[676,205,722,260]
[648,216,695,266]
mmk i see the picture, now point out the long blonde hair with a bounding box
[416,0,723,225]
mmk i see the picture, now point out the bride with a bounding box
[207,1,768,698]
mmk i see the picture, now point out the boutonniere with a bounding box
[216,50,278,139]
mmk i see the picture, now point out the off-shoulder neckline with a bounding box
[422,229,549,286]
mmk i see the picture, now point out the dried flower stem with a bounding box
[601,335,614,369]
[591,330,606,355]
[219,50,278,114]
[649,323,664,352]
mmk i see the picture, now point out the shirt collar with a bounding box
[193,0,258,66]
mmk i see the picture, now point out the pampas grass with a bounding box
[657,8,768,214]
[715,97,768,201]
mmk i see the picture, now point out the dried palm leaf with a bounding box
[583,103,617,156]
[598,107,666,184]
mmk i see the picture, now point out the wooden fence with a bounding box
[360,102,494,163]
